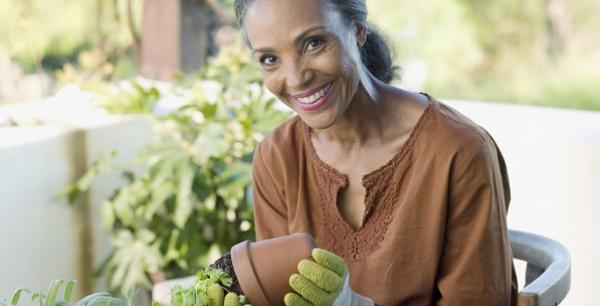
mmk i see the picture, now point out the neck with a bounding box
[313,78,392,149]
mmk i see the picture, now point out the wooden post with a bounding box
[140,0,209,80]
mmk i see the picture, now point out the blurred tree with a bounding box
[544,0,569,61]
[457,0,547,71]
[367,0,483,86]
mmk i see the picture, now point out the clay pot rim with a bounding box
[231,240,270,306]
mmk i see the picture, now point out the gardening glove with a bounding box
[208,283,252,306]
[284,248,374,306]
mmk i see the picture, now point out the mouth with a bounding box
[291,82,334,111]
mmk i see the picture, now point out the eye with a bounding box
[305,36,325,52]
[259,54,278,66]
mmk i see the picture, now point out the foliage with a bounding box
[159,267,246,306]
[3,0,600,110]
[60,41,289,294]
[366,0,600,111]
[366,0,483,85]
[100,82,161,114]
[0,0,141,75]
[0,279,131,306]
[0,273,242,306]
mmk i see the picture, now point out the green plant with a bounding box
[153,267,247,306]
[60,41,289,294]
[0,280,131,306]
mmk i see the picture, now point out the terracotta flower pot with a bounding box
[231,233,317,306]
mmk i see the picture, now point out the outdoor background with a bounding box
[1,0,599,306]
[2,0,599,110]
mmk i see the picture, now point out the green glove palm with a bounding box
[207,283,252,306]
[284,248,348,306]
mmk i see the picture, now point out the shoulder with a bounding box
[254,115,304,180]
[256,115,304,160]
[414,96,505,172]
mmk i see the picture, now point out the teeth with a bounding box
[298,83,332,104]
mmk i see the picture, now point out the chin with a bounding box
[297,111,338,131]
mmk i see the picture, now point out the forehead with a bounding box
[243,0,345,49]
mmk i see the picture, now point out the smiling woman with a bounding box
[230,0,518,306]
[237,0,394,130]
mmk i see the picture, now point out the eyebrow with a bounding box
[252,26,327,54]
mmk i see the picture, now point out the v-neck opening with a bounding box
[302,93,437,235]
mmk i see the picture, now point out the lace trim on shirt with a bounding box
[303,97,437,260]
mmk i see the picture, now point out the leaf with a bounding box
[126,287,144,306]
[174,162,194,228]
[74,293,112,306]
[110,181,143,227]
[109,230,163,293]
[10,287,31,305]
[63,280,77,303]
[54,300,70,306]
[100,199,116,231]
[82,296,128,306]
[56,151,116,204]
[192,123,229,164]
[195,267,233,288]
[144,181,173,221]
[45,279,64,306]
[77,151,115,190]
[31,292,44,306]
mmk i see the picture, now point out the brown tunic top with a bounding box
[251,95,518,306]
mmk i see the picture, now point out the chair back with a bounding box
[510,229,571,306]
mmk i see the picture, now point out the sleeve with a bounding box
[251,141,290,240]
[435,138,515,306]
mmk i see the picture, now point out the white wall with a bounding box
[0,90,153,303]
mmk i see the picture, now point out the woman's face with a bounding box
[243,0,364,130]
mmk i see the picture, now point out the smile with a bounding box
[290,81,335,112]
[296,82,333,105]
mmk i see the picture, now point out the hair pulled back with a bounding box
[234,0,396,83]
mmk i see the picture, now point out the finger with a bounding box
[311,248,347,277]
[224,292,241,306]
[208,284,225,306]
[297,259,343,293]
[289,273,335,306]
[284,292,312,306]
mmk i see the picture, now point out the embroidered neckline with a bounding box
[302,93,436,187]
[300,93,438,260]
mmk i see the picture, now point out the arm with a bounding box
[435,140,515,306]
[252,141,289,240]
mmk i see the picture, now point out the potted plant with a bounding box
[154,233,317,306]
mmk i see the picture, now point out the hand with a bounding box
[207,283,252,306]
[284,248,373,306]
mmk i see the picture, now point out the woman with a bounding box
[235,0,518,305]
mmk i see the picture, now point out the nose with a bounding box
[283,58,314,92]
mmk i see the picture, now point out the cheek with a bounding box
[262,72,280,95]
[321,49,361,100]
[262,71,293,105]
[313,45,345,75]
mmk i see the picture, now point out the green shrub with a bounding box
[60,41,289,294]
